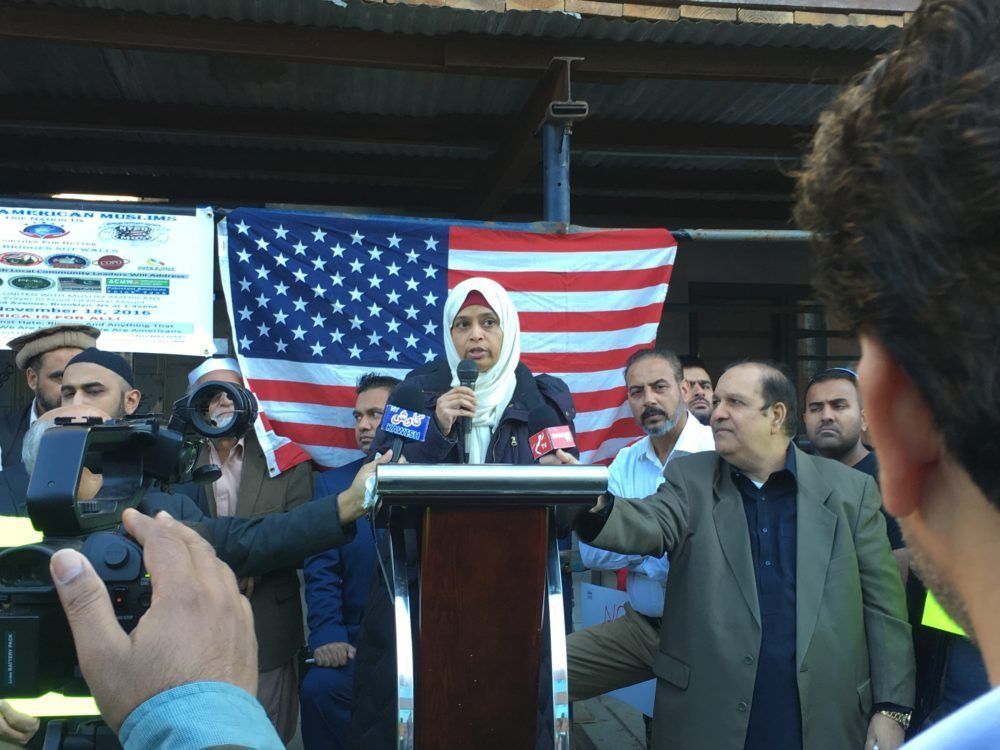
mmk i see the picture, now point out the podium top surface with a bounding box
[375,463,607,505]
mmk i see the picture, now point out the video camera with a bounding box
[0,380,258,699]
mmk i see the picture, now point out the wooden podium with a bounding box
[376,464,606,750]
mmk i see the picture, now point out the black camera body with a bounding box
[0,380,257,698]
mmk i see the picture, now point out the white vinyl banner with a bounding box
[0,204,215,355]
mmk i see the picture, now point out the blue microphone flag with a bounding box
[380,404,431,443]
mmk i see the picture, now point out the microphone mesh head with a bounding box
[457,358,480,387]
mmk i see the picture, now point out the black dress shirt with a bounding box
[731,444,802,750]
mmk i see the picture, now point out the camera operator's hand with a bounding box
[337,450,393,524]
[50,508,258,734]
[0,700,39,746]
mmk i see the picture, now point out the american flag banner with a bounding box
[217,208,676,476]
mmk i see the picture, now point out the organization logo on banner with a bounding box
[98,222,168,245]
[0,252,43,267]
[45,254,89,270]
[21,223,69,239]
[138,258,176,271]
[9,276,54,291]
[96,255,130,270]
[105,278,170,295]
[58,277,102,292]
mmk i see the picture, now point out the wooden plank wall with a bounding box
[377,0,912,26]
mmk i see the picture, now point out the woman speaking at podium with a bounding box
[348,277,576,749]
[385,275,575,465]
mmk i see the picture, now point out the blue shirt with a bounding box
[731,445,801,750]
[578,417,715,616]
[120,682,282,749]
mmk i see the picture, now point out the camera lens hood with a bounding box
[172,381,259,439]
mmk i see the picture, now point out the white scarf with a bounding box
[443,277,520,464]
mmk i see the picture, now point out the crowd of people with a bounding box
[0,0,998,748]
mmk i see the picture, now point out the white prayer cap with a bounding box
[187,356,242,387]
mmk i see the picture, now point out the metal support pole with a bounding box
[542,121,571,225]
[670,228,812,242]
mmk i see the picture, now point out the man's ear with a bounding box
[123,388,142,415]
[858,334,941,517]
[769,402,787,435]
[25,367,38,393]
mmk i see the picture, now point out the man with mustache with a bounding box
[569,349,713,711]
[571,359,914,750]
[174,356,313,745]
[679,354,714,426]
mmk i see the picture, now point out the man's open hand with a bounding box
[50,508,259,733]
[337,450,393,523]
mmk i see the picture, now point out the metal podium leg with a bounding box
[389,520,416,750]
[546,513,571,750]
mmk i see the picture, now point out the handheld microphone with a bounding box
[379,385,431,463]
[456,358,480,464]
[527,405,577,461]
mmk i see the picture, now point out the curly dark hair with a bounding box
[794,0,1000,510]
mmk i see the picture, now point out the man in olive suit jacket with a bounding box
[575,361,915,750]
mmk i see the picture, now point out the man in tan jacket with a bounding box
[574,360,914,750]
[178,357,312,744]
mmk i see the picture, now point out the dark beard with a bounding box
[34,390,61,414]
[641,406,681,437]
[812,432,856,462]
[905,526,978,644]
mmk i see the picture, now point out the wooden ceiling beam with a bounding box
[0,169,793,223]
[0,136,478,186]
[472,58,573,219]
[0,3,877,84]
[0,96,807,162]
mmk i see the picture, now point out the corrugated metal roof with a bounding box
[0,40,536,115]
[1,0,894,222]
[21,0,901,50]
[0,39,836,126]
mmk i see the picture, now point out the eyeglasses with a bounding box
[807,367,858,387]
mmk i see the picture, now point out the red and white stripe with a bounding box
[246,359,410,471]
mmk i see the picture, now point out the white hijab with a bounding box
[443,277,521,464]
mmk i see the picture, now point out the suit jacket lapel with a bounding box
[713,463,761,627]
[794,448,837,669]
[236,435,266,519]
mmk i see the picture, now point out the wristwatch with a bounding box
[877,709,911,730]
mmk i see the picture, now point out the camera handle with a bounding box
[41,717,120,750]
